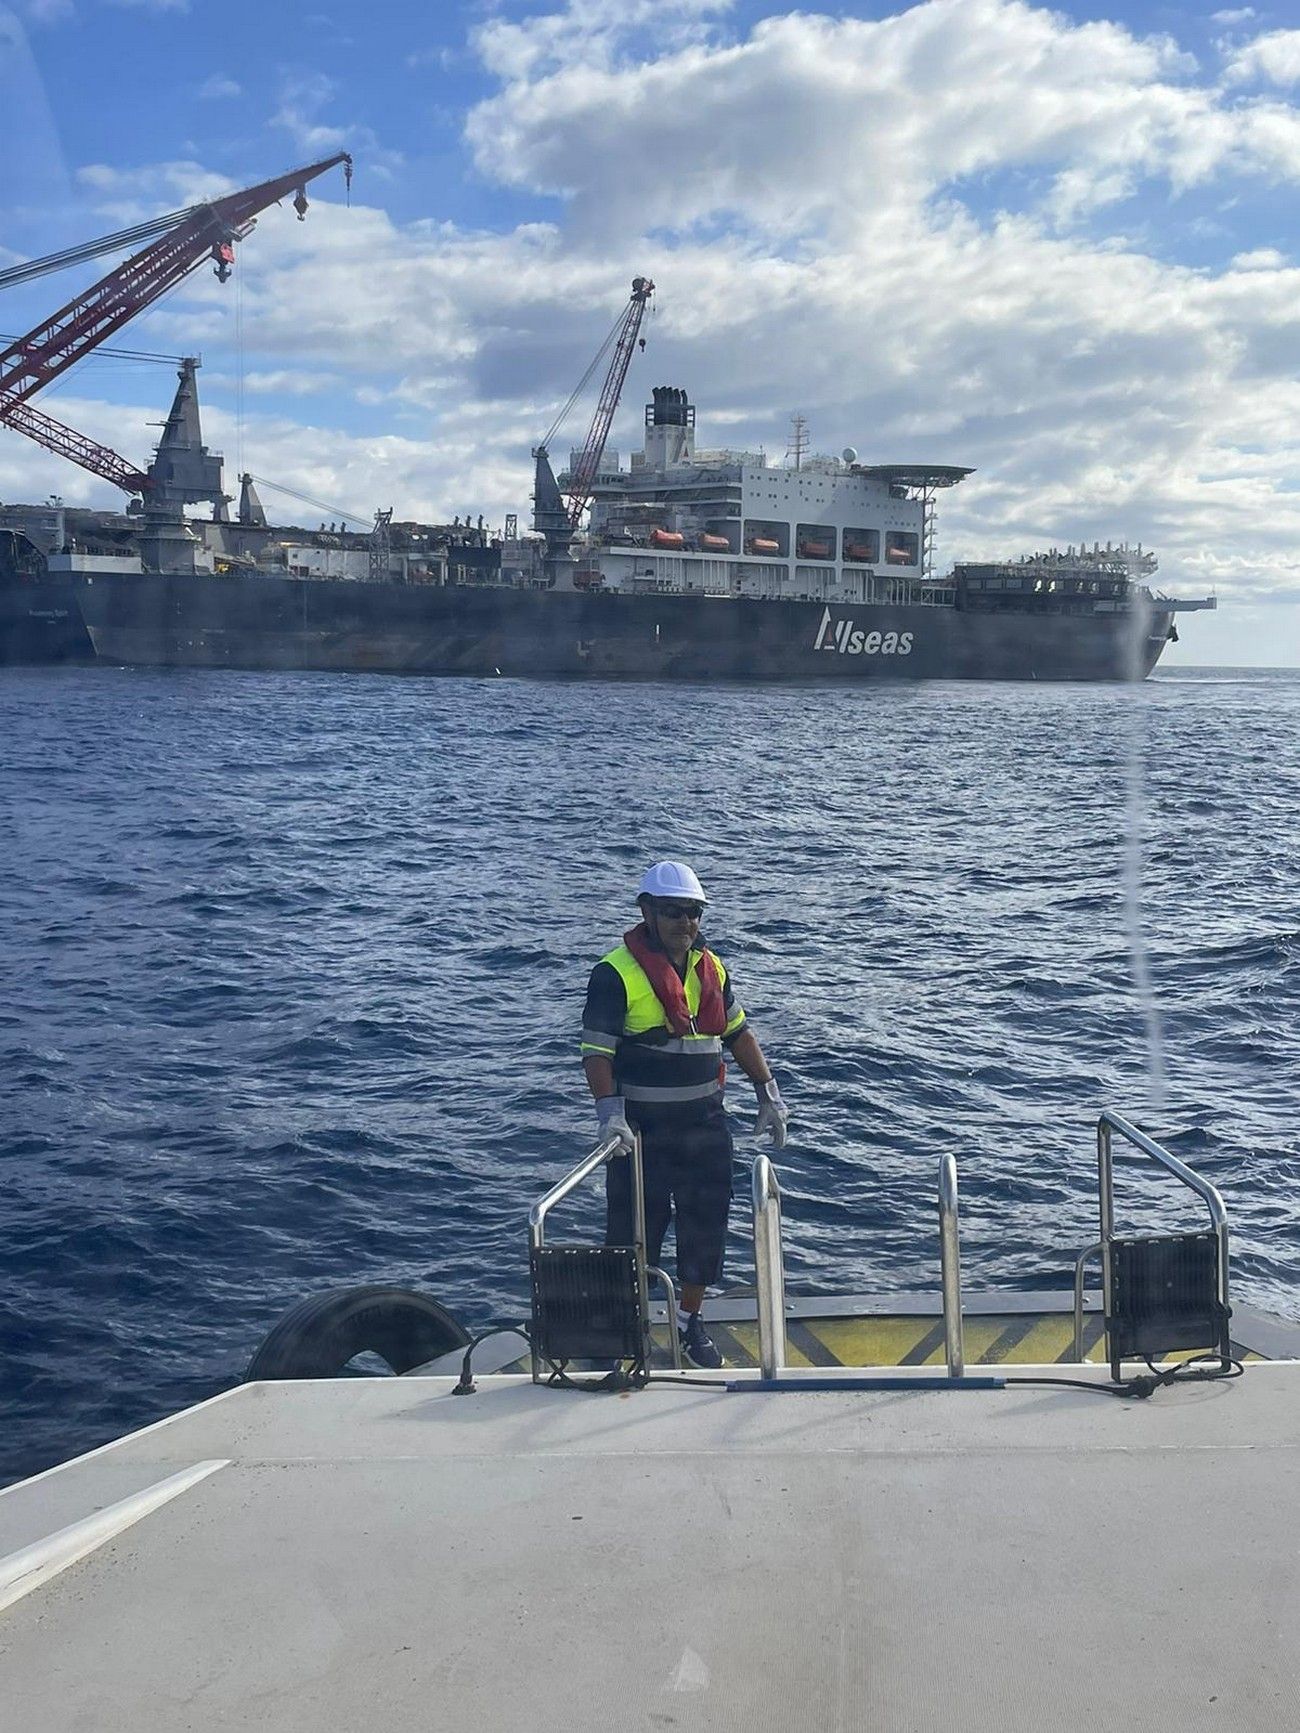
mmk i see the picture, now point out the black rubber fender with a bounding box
[245,1285,472,1380]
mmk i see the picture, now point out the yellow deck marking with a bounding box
[800,1317,938,1367]
[724,1322,814,1368]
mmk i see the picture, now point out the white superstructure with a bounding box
[567,386,972,603]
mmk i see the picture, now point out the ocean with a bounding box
[3,663,1297,1486]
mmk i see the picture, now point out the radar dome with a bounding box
[841,447,858,465]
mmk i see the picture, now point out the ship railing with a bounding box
[752,1152,967,1380]
[1072,1110,1229,1363]
[528,1133,683,1378]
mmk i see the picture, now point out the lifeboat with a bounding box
[844,543,875,562]
[699,533,732,553]
[748,537,781,556]
[885,545,912,564]
[649,529,685,549]
[798,540,831,559]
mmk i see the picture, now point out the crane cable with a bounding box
[248,473,372,528]
[0,204,211,292]
[538,302,627,453]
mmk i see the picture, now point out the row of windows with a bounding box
[737,521,919,564]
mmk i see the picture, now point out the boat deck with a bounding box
[440,1287,1299,1375]
[5,1355,1300,1730]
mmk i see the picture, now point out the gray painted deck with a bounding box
[3,1364,1298,1730]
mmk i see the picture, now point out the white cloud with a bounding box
[7,0,1300,648]
[269,69,404,179]
[1212,7,1256,22]
[1231,246,1287,268]
[197,74,241,100]
[1223,28,1300,87]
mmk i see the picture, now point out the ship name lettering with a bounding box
[814,609,913,657]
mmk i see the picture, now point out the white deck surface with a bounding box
[4,1365,1300,1731]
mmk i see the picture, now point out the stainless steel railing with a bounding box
[528,1132,682,1380]
[752,1152,967,1379]
[938,1154,964,1378]
[1071,1108,1230,1362]
[752,1152,787,1378]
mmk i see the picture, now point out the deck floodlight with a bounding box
[529,1245,650,1378]
[1105,1231,1232,1382]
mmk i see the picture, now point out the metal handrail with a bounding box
[1093,1108,1230,1369]
[1072,1241,1103,1361]
[752,1153,787,1379]
[528,1132,682,1379]
[938,1154,964,1378]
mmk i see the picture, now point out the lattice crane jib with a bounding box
[565,276,654,532]
[0,153,352,496]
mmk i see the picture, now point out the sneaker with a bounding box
[678,1313,724,1370]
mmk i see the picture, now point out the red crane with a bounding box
[0,153,352,496]
[563,275,654,531]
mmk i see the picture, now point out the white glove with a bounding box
[595,1095,636,1155]
[754,1079,789,1149]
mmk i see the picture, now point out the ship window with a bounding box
[884,532,919,566]
[842,529,880,565]
[795,523,836,560]
[743,519,789,557]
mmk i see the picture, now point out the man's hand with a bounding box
[754,1079,789,1149]
[595,1095,636,1155]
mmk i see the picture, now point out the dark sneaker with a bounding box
[679,1314,724,1370]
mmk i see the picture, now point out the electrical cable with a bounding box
[1006,1353,1244,1400]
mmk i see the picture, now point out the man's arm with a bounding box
[583,1054,616,1100]
[726,1027,773,1087]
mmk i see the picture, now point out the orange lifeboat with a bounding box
[650,528,685,549]
[699,533,731,552]
[748,537,780,555]
[844,542,875,562]
[798,540,831,559]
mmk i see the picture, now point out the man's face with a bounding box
[651,898,703,939]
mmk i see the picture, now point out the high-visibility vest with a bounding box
[582,944,746,1107]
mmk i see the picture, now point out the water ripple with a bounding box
[1,662,1298,1483]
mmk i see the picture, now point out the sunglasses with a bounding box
[655,901,704,921]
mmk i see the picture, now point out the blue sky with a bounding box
[6,0,1300,660]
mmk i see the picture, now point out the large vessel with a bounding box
[2,376,1213,681]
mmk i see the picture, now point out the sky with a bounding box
[4,0,1300,664]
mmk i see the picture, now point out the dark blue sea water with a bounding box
[3,664,1298,1485]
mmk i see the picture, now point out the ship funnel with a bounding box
[649,385,693,428]
[644,386,696,468]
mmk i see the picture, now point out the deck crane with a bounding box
[532,276,654,575]
[0,153,352,503]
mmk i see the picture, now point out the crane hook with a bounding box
[293,186,309,220]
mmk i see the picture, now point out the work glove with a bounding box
[594,1095,636,1155]
[754,1079,789,1149]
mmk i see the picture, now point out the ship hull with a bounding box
[71,570,1174,681]
[0,575,96,665]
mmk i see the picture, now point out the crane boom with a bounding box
[3,400,151,493]
[0,152,352,483]
[565,275,653,531]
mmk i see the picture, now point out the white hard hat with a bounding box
[638,861,708,904]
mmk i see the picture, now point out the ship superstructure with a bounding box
[566,385,971,607]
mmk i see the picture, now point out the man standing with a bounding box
[580,862,789,1369]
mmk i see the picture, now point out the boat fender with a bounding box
[245,1285,471,1380]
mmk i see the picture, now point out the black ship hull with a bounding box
[0,575,96,665]
[67,570,1175,682]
